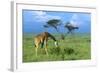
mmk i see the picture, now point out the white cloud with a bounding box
[69,14,83,26]
[33,11,46,16]
[31,11,61,22]
[71,14,78,21]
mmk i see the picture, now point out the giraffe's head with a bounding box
[55,41,58,47]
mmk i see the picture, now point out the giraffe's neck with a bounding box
[46,32,57,41]
[45,32,58,47]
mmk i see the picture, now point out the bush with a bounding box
[49,47,61,55]
[64,48,75,55]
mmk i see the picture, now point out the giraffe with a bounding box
[34,32,58,56]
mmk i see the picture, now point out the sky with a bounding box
[22,9,91,34]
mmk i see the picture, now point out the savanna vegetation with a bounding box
[23,33,91,62]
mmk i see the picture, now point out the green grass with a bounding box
[23,33,91,62]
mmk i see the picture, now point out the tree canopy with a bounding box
[46,19,62,31]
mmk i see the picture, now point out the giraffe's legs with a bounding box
[35,45,38,57]
[45,47,48,56]
[44,40,48,56]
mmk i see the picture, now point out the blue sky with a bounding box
[22,10,91,34]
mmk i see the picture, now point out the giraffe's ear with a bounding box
[55,41,58,47]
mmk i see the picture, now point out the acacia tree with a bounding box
[47,19,61,32]
[64,22,79,34]
[44,19,65,40]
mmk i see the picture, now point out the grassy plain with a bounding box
[23,33,91,62]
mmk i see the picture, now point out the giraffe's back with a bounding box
[34,32,53,47]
